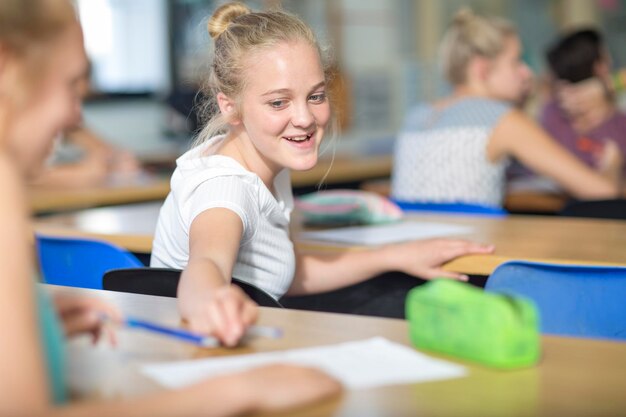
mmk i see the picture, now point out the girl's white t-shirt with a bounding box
[151,136,295,300]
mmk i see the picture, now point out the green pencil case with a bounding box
[406,280,540,369]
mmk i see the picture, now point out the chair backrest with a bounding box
[559,199,626,220]
[36,234,143,289]
[485,260,626,340]
[102,267,283,308]
[393,200,508,217]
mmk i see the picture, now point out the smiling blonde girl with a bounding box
[152,2,494,346]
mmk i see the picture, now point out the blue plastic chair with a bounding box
[485,260,626,341]
[393,200,508,217]
[36,234,143,289]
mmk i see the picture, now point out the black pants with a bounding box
[281,272,488,319]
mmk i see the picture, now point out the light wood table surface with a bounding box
[29,156,392,214]
[302,213,626,275]
[30,153,566,215]
[29,176,171,214]
[52,285,626,417]
[34,202,162,253]
[291,155,392,188]
[503,190,568,214]
[34,203,626,275]
[360,177,569,214]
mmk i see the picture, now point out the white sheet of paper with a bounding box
[141,337,466,390]
[298,221,473,245]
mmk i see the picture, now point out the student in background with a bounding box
[0,0,340,415]
[391,9,621,209]
[31,69,141,188]
[540,28,626,175]
[31,125,141,188]
[151,2,494,345]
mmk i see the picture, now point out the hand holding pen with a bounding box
[99,314,282,347]
[97,283,280,347]
[86,285,275,348]
[178,284,260,347]
[122,317,282,347]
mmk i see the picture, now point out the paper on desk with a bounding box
[299,221,473,245]
[141,337,466,390]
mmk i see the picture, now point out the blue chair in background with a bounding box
[485,260,626,340]
[393,200,508,217]
[36,234,143,289]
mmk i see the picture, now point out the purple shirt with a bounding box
[540,99,626,172]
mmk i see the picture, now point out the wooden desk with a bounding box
[29,176,171,214]
[360,178,569,214]
[291,155,392,188]
[303,214,626,275]
[53,285,626,417]
[33,203,626,275]
[31,153,565,215]
[33,202,161,253]
[505,177,569,214]
[503,190,568,214]
[138,152,394,189]
[29,156,392,214]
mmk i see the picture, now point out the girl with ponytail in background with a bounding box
[392,8,622,210]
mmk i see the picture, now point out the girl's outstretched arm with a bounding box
[178,208,258,346]
[288,238,494,296]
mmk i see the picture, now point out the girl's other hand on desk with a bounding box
[53,294,122,345]
[181,285,258,347]
[383,239,495,281]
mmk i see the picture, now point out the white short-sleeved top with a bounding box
[151,135,295,300]
[391,97,511,208]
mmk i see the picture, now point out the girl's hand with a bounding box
[383,238,495,281]
[180,285,258,347]
[595,139,623,187]
[234,364,342,412]
[53,294,122,345]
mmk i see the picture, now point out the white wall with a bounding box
[78,0,171,93]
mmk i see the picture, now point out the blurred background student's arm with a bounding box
[489,109,621,199]
[31,125,141,188]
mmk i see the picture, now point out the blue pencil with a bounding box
[123,316,283,347]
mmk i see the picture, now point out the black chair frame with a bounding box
[103,267,283,308]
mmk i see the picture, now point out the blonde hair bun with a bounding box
[439,7,516,85]
[452,7,476,26]
[207,2,251,39]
